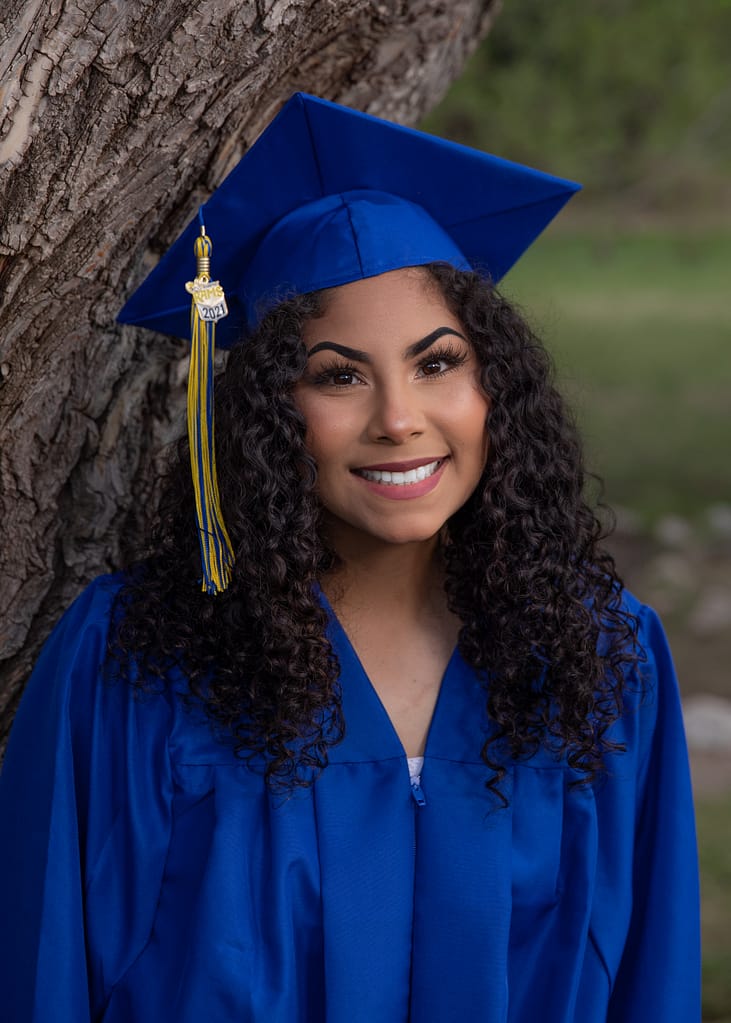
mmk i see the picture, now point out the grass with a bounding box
[501,230,731,524]
[696,794,731,1021]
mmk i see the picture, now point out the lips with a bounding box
[351,456,449,498]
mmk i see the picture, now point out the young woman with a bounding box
[0,94,699,1022]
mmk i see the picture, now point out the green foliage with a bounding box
[423,0,731,213]
[502,230,731,522]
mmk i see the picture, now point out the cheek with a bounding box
[447,396,490,478]
[296,402,354,472]
[293,392,327,456]
[448,388,490,447]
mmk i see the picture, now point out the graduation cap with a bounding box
[118,92,580,594]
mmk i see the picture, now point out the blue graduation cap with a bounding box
[118,92,580,594]
[119,92,579,345]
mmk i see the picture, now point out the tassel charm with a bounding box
[185,221,235,594]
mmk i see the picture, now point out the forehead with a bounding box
[303,267,460,346]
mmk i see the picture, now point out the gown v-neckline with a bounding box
[316,586,487,767]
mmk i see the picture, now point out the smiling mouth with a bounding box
[352,458,446,486]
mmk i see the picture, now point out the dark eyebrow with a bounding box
[306,341,371,362]
[306,326,467,363]
[404,326,467,358]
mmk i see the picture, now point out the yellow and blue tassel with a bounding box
[185,215,235,594]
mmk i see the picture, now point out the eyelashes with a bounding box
[309,342,469,387]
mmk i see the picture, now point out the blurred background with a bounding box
[423,2,731,1017]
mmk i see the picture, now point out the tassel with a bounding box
[185,217,235,594]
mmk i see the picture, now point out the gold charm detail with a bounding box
[185,279,228,322]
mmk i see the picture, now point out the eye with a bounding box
[328,369,357,386]
[310,360,362,387]
[420,356,452,376]
[416,343,469,378]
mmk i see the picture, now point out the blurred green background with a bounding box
[423,2,731,1017]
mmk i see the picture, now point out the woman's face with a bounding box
[293,267,490,552]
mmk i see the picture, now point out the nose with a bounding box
[366,379,425,444]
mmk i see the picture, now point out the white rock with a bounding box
[646,552,697,592]
[683,695,731,752]
[688,585,731,636]
[706,503,731,540]
[654,514,694,548]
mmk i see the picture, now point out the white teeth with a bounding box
[357,459,442,485]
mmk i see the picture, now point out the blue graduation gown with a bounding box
[0,575,700,1021]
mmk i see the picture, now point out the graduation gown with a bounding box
[0,574,700,1022]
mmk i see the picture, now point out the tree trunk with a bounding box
[0,0,500,744]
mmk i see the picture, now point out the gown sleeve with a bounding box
[0,576,174,1023]
[607,603,701,1022]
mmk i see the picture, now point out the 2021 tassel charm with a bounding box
[185,217,235,594]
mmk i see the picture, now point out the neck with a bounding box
[320,527,446,619]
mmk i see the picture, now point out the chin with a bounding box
[360,519,447,547]
[320,505,452,550]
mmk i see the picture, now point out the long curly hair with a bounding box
[109,264,639,793]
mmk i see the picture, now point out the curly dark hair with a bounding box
[109,264,640,794]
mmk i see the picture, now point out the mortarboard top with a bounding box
[118,92,580,347]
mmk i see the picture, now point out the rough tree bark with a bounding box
[0,0,500,744]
